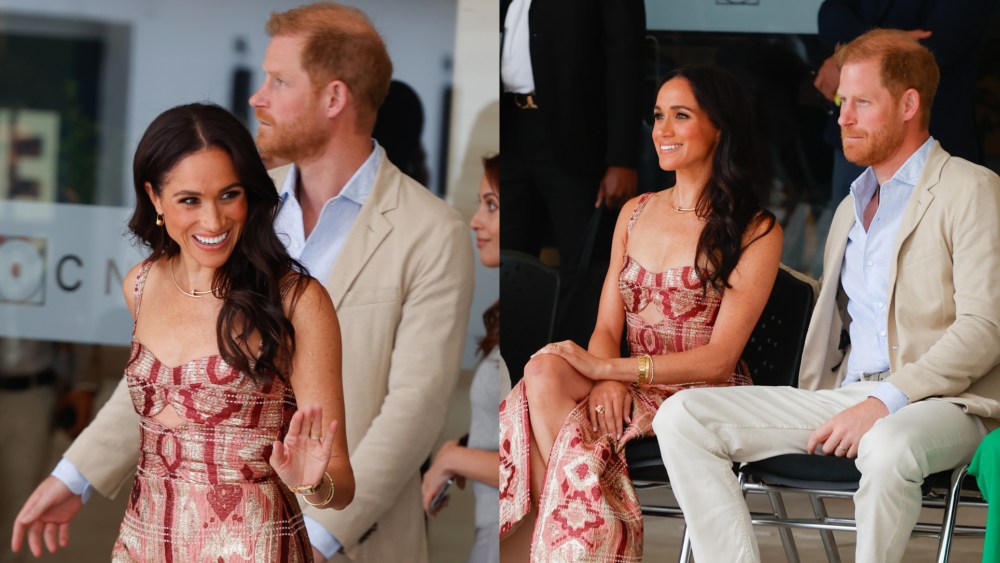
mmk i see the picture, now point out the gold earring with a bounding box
[155,214,164,226]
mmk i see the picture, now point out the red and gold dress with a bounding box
[499,192,752,562]
[111,261,311,562]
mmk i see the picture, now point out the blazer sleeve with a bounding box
[599,0,645,168]
[63,377,140,498]
[888,166,1000,400]
[303,214,475,553]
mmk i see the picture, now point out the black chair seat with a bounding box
[742,453,983,495]
[742,454,861,491]
[625,436,670,483]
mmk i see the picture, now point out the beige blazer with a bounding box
[65,155,475,562]
[798,142,1000,429]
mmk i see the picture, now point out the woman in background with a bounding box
[422,154,504,563]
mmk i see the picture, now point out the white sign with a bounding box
[0,201,146,345]
[645,0,824,34]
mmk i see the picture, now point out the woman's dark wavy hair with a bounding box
[128,103,308,381]
[478,153,500,357]
[662,65,776,290]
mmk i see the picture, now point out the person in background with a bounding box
[500,0,645,347]
[499,65,782,562]
[421,154,503,563]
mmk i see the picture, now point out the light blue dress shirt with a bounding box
[54,141,384,560]
[840,137,935,414]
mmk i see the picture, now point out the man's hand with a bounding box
[814,55,840,103]
[11,476,83,557]
[807,397,889,458]
[595,166,637,210]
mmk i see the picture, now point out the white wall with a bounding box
[0,0,457,203]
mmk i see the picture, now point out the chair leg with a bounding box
[935,464,969,563]
[808,494,842,563]
[678,525,693,563]
[739,471,801,563]
[766,490,802,563]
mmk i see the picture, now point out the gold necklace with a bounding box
[170,260,218,298]
[671,190,697,213]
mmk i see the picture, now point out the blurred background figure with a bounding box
[422,154,503,563]
[373,80,430,187]
[500,0,645,349]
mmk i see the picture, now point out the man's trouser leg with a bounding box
[854,399,986,563]
[652,384,871,563]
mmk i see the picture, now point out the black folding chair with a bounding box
[625,265,818,562]
[500,250,559,386]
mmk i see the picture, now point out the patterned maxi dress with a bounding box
[498,192,752,562]
[111,261,312,562]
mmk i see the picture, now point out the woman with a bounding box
[421,154,504,563]
[113,103,354,561]
[498,66,783,562]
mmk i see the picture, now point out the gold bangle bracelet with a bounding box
[634,354,652,387]
[302,472,335,507]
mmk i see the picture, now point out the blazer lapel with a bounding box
[326,154,397,308]
[886,142,945,308]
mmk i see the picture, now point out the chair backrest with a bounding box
[500,250,560,386]
[740,266,816,388]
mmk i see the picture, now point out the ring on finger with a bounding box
[311,433,323,441]
[837,445,848,451]
[595,404,606,414]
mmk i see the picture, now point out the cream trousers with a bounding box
[651,382,987,563]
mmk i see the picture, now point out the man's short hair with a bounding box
[835,28,939,130]
[266,2,393,131]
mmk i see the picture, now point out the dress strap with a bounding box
[132,260,154,337]
[625,192,655,244]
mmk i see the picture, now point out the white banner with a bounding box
[0,201,146,345]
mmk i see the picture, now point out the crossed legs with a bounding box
[499,354,594,559]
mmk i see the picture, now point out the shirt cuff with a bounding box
[869,381,909,414]
[51,458,93,504]
[304,515,341,559]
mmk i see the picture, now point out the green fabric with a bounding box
[969,429,1000,563]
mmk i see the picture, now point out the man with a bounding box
[11,4,474,563]
[813,0,996,203]
[500,0,644,345]
[652,29,1000,563]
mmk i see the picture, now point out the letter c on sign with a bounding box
[57,255,83,291]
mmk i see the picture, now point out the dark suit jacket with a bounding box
[817,0,998,163]
[501,0,646,175]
